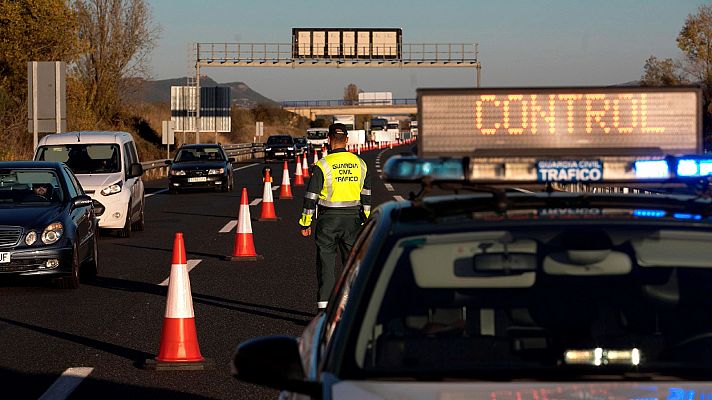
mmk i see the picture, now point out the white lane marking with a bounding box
[393,195,405,201]
[249,198,262,206]
[145,189,168,198]
[377,169,382,174]
[219,220,237,233]
[384,183,394,192]
[272,185,280,191]
[38,367,94,400]
[159,259,202,286]
[233,163,260,171]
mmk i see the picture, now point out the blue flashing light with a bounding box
[634,160,670,179]
[699,160,712,176]
[677,159,699,177]
[673,213,702,220]
[633,209,666,218]
[384,156,465,181]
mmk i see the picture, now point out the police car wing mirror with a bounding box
[228,157,236,163]
[232,336,322,398]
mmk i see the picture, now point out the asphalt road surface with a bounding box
[0,144,417,400]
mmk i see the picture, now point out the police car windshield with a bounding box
[353,225,712,379]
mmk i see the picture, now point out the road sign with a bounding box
[162,121,175,145]
[256,121,264,137]
[27,61,66,149]
[171,86,231,133]
[418,86,702,157]
[292,28,402,59]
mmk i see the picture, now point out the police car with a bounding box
[232,86,712,399]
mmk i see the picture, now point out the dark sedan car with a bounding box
[263,135,296,162]
[168,144,235,193]
[0,161,98,289]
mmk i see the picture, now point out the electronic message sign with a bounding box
[418,87,702,157]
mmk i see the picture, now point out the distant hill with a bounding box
[123,76,279,108]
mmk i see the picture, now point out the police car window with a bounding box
[353,226,712,379]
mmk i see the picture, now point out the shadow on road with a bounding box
[113,243,226,261]
[162,210,236,219]
[0,316,153,362]
[87,276,312,326]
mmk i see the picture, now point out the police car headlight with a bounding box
[100,181,123,196]
[41,222,63,245]
[170,169,186,176]
[208,168,225,175]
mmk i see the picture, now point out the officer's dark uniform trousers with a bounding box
[299,148,372,302]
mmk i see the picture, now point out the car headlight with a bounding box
[208,168,225,175]
[170,169,186,176]
[264,147,272,151]
[287,147,294,150]
[100,181,123,196]
[41,222,63,245]
[25,231,37,246]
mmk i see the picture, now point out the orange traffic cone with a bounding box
[279,161,293,199]
[226,188,263,261]
[322,145,328,157]
[313,148,319,165]
[302,152,310,178]
[144,232,211,370]
[259,170,279,221]
[294,155,304,186]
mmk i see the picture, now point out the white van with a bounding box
[34,131,145,237]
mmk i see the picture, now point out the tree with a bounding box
[640,56,687,86]
[343,83,360,104]
[0,0,80,105]
[677,4,712,87]
[72,0,159,121]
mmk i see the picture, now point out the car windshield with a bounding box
[267,136,293,145]
[36,144,121,174]
[307,130,328,140]
[0,169,64,204]
[175,147,225,162]
[294,137,307,144]
[353,225,712,380]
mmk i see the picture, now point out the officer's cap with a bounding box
[328,123,348,138]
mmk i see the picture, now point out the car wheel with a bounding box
[55,244,80,289]
[132,200,145,231]
[81,235,98,280]
[118,203,131,238]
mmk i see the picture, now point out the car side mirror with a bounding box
[129,163,143,178]
[232,336,322,398]
[72,194,93,209]
[165,160,173,166]
[228,157,236,163]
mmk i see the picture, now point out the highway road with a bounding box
[0,144,417,400]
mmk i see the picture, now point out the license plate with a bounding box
[275,152,285,156]
[0,252,10,263]
[188,177,207,183]
[537,160,603,183]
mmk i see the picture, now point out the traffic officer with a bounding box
[299,123,371,310]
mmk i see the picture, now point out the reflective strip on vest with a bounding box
[316,152,366,208]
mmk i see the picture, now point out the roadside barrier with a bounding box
[226,188,263,261]
[144,232,210,370]
[259,170,279,221]
[279,161,293,199]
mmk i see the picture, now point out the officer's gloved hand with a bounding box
[300,226,312,237]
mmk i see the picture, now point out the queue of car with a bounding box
[233,86,712,399]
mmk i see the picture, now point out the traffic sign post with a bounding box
[27,61,66,150]
[162,120,175,159]
[255,121,264,142]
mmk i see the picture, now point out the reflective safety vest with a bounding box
[315,151,367,208]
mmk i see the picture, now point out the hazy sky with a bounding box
[148,0,707,101]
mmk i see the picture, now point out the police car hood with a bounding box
[332,381,711,400]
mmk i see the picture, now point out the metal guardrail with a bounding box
[140,143,266,179]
